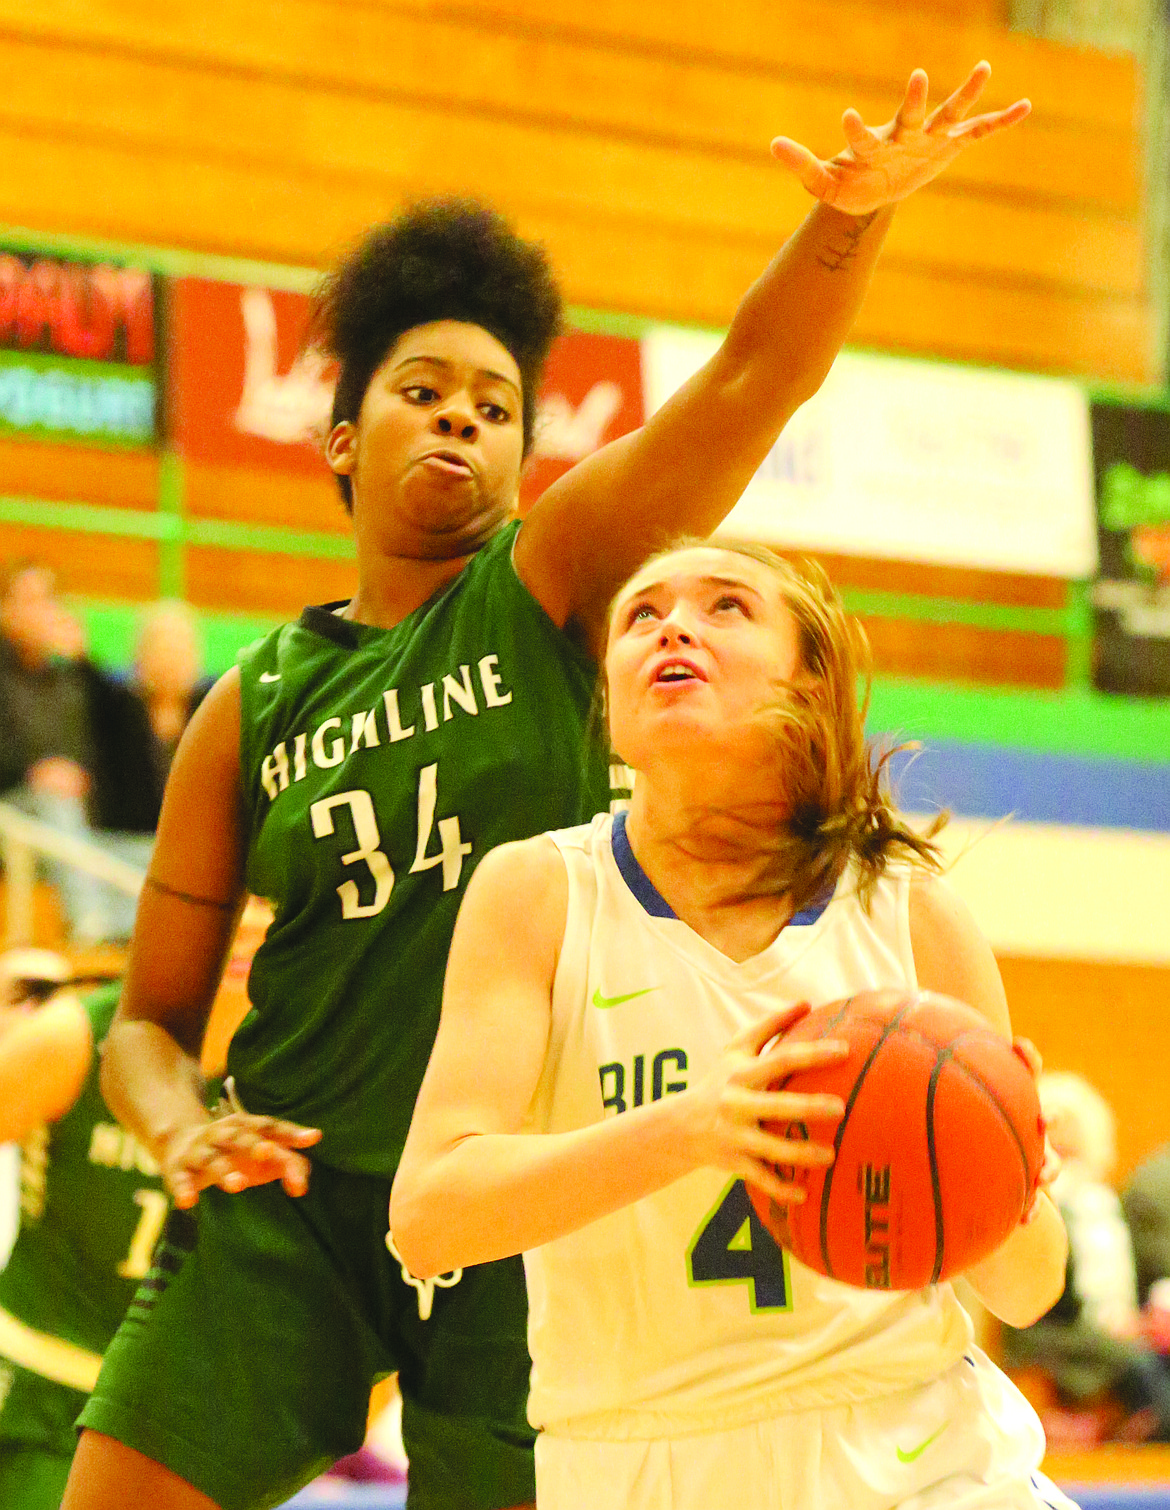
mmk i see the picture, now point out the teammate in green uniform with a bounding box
[62,65,1030,1510]
[0,954,169,1509]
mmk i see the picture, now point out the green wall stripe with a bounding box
[841,589,1076,636]
[0,494,354,559]
[0,224,319,292]
[68,596,1170,762]
[867,678,1170,763]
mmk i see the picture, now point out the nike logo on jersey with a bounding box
[896,1421,950,1464]
[592,986,658,1010]
[259,671,282,683]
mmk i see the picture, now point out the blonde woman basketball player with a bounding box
[392,542,1072,1510]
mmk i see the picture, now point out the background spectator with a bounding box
[1002,1071,1170,1442]
[1122,1146,1170,1352]
[0,564,112,941]
[85,601,212,836]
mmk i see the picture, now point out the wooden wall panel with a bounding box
[0,121,1144,380]
[0,36,1137,297]
[807,554,1069,608]
[998,955,1170,1183]
[0,523,158,598]
[0,439,159,509]
[0,3,1137,212]
[400,0,1137,129]
[860,618,1066,686]
[185,463,350,535]
[184,546,356,616]
[0,0,1150,380]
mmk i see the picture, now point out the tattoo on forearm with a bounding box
[817,211,879,274]
[145,875,236,911]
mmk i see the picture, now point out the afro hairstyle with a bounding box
[313,198,563,509]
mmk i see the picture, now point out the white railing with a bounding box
[0,801,145,948]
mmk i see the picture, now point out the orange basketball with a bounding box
[748,990,1045,1291]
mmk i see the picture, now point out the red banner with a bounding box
[169,278,330,473]
[521,329,644,508]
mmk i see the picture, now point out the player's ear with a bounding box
[326,421,357,477]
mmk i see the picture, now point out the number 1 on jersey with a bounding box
[687,1179,793,1313]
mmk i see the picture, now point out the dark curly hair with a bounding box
[312,199,563,509]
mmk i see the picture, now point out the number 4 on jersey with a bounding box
[687,1178,792,1313]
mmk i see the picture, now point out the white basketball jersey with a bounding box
[523,812,973,1439]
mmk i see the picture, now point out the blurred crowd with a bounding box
[1001,1070,1170,1447]
[0,561,211,943]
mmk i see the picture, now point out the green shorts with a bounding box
[0,1357,85,1507]
[79,1168,535,1510]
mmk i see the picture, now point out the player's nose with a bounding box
[434,395,478,442]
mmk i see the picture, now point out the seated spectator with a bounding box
[85,601,211,836]
[1001,1071,1170,1442]
[0,563,113,942]
[1122,1145,1170,1351]
[1,570,209,943]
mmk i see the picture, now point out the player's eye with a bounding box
[478,401,511,424]
[626,602,658,626]
[402,384,439,404]
[712,594,749,615]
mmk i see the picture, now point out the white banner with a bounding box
[642,331,1098,578]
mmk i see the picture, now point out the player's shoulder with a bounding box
[470,832,566,897]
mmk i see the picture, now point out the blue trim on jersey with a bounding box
[611,810,677,918]
[611,812,833,927]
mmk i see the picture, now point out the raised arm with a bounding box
[516,63,1030,649]
[391,838,847,1279]
[101,669,319,1210]
[910,874,1067,1326]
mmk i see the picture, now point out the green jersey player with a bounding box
[63,64,1030,1510]
[0,957,168,1509]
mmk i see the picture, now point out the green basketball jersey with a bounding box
[234,520,610,1174]
[0,985,170,1449]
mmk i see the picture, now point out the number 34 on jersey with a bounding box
[310,762,470,920]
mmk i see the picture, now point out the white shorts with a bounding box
[534,1349,1079,1510]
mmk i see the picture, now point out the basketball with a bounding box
[748,990,1045,1292]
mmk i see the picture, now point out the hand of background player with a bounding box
[1014,1035,1060,1224]
[158,1110,322,1209]
[771,63,1031,217]
[684,1003,847,1205]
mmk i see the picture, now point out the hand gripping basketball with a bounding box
[687,1003,848,1205]
[747,991,1045,1291]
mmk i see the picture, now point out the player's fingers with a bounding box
[731,1001,809,1057]
[727,1086,843,1133]
[950,99,1031,142]
[925,60,991,130]
[841,109,880,159]
[894,68,930,133]
[738,1122,836,1169]
[770,138,839,202]
[247,1115,323,1146]
[743,1163,808,1206]
[1012,1036,1042,1078]
[751,1035,849,1080]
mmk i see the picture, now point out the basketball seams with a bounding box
[924,1050,949,1285]
[817,1000,915,1279]
[906,1026,1034,1186]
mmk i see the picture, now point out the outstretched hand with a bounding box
[772,62,1031,217]
[159,1109,322,1209]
